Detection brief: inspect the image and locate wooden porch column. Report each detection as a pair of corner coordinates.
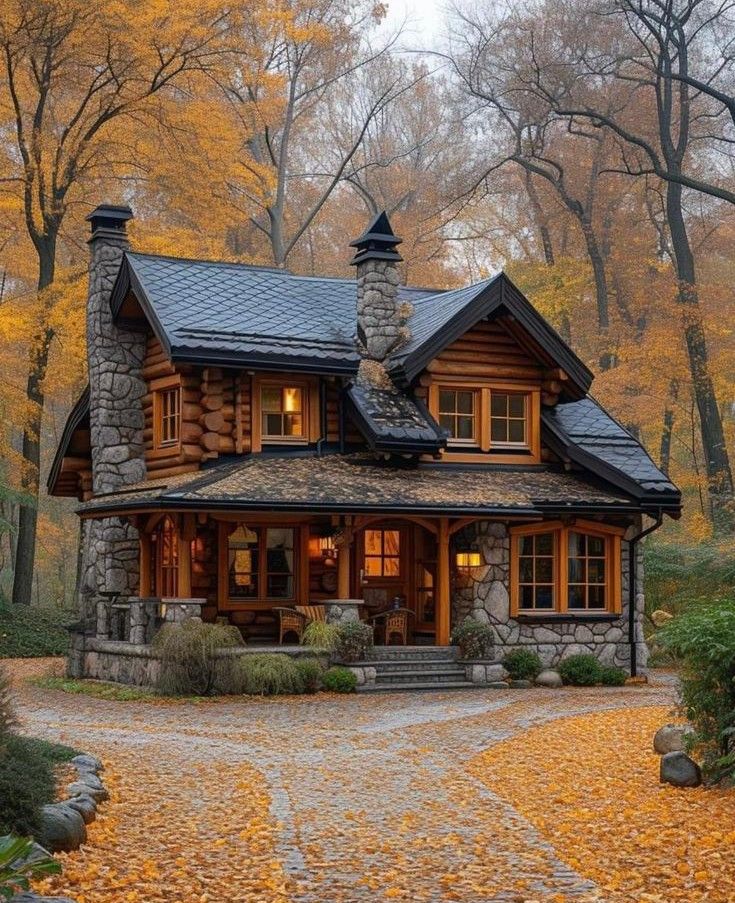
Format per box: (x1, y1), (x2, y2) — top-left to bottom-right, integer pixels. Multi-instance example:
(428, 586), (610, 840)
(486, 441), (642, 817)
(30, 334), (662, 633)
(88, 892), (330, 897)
(139, 532), (152, 597)
(177, 514), (195, 597)
(336, 523), (354, 599)
(437, 516), (450, 645)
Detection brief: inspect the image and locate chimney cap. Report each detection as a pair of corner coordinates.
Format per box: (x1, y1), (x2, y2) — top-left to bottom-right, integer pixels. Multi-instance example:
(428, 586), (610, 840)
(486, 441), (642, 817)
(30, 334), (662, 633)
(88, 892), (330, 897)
(86, 203), (133, 238)
(350, 210), (403, 265)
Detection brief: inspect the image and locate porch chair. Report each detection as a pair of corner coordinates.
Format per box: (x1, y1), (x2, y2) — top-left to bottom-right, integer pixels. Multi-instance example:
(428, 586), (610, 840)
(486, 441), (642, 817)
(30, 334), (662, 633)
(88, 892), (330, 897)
(274, 604), (326, 644)
(375, 607), (414, 646)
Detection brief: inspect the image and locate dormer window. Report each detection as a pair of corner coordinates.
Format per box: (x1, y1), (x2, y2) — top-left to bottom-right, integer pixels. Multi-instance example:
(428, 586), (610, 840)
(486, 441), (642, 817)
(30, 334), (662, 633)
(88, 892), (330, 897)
(153, 377), (181, 450)
(260, 383), (307, 442)
(429, 381), (540, 462)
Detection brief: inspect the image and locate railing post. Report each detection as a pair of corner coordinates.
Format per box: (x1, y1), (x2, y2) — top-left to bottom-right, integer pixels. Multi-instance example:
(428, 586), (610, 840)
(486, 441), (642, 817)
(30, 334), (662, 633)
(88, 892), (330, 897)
(437, 517), (450, 645)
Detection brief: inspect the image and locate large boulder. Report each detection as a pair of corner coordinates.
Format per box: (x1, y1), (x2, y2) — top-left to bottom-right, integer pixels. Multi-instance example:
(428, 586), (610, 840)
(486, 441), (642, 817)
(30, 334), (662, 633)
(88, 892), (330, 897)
(654, 723), (695, 755)
(38, 803), (87, 853)
(67, 781), (108, 803)
(71, 753), (103, 773)
(660, 751), (702, 788)
(64, 795), (97, 825)
(535, 669), (563, 689)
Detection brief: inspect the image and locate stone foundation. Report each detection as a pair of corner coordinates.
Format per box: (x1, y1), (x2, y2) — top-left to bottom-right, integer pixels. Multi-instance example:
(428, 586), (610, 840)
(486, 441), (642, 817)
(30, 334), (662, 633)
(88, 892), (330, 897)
(451, 520), (647, 672)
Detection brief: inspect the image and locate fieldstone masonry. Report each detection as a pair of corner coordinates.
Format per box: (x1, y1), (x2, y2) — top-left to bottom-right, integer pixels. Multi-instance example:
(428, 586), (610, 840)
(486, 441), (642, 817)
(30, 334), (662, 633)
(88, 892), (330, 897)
(356, 258), (412, 360)
(77, 207), (147, 642)
(451, 520), (647, 671)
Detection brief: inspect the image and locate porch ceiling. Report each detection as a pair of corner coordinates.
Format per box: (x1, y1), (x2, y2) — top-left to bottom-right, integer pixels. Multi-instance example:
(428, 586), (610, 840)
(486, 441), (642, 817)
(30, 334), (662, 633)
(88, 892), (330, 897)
(78, 452), (638, 518)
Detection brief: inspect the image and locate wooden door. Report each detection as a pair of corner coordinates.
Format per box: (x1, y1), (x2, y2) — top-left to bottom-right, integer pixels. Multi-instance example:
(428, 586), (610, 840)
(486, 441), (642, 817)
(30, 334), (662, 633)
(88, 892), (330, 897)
(356, 525), (410, 618)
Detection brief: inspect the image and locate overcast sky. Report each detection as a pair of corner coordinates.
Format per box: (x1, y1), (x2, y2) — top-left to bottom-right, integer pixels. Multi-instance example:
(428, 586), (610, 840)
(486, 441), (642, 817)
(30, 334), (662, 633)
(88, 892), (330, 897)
(383, 0), (449, 48)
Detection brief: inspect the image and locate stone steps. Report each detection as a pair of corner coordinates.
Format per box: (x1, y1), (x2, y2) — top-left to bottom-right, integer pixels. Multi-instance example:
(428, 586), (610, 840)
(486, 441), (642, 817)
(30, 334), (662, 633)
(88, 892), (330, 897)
(354, 645), (477, 692)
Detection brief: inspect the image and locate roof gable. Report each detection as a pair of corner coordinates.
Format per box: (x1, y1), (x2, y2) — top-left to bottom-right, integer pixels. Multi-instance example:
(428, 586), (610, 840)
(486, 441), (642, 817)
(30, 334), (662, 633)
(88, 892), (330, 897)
(387, 273), (593, 396)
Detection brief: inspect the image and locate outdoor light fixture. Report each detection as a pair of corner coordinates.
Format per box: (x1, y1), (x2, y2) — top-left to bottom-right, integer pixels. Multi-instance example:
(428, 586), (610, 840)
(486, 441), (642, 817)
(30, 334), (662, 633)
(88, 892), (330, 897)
(455, 551), (482, 569)
(317, 534), (337, 560)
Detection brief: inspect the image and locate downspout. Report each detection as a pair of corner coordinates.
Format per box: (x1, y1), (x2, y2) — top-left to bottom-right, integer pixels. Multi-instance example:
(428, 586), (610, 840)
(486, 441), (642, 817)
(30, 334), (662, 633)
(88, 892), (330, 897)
(316, 378), (328, 458)
(628, 509), (664, 677)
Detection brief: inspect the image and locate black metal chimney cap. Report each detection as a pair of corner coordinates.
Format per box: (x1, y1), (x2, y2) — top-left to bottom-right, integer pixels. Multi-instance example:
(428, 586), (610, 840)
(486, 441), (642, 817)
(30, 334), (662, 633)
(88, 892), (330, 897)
(86, 203), (133, 234)
(350, 210), (403, 265)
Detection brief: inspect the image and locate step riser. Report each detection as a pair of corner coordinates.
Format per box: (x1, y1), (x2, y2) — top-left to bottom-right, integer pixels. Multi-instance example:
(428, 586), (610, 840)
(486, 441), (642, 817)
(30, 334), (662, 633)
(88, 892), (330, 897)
(364, 648), (458, 663)
(375, 676), (467, 685)
(358, 681), (475, 693)
(363, 661), (461, 673)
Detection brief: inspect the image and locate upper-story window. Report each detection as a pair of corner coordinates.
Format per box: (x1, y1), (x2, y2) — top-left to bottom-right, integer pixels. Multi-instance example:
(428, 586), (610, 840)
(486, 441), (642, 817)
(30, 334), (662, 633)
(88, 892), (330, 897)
(430, 382), (540, 460)
(261, 384), (306, 442)
(153, 377), (181, 450)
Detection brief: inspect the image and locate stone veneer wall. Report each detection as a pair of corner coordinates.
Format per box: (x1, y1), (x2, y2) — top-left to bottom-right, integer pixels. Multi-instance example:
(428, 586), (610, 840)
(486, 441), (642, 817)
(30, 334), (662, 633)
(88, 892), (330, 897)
(451, 520), (647, 671)
(77, 217), (147, 638)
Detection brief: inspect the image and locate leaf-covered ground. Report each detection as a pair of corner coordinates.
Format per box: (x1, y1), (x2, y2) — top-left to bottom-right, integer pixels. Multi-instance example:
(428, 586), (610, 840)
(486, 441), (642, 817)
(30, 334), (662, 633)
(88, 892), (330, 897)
(6, 659), (734, 902)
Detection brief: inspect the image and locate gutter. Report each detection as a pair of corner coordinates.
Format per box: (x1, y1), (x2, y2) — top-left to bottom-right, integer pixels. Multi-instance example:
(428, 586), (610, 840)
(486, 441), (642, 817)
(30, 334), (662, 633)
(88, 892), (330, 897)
(627, 509), (664, 677)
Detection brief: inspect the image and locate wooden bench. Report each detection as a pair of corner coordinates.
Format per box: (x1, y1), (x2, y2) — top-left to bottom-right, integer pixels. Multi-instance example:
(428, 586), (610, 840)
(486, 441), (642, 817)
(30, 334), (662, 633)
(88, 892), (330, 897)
(274, 605), (326, 644)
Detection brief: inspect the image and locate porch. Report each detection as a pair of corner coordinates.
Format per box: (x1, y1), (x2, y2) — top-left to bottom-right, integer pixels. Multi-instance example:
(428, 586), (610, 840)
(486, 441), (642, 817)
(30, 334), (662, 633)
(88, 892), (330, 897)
(127, 510), (487, 647)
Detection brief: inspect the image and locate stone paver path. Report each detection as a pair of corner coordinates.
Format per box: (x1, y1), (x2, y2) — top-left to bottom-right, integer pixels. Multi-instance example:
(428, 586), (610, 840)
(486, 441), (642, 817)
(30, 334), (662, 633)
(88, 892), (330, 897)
(9, 660), (676, 903)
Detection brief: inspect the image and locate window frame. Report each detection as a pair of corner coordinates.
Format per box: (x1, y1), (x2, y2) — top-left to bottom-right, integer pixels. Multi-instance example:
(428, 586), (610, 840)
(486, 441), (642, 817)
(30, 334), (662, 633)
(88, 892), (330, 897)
(151, 375), (182, 455)
(218, 521), (307, 610)
(251, 376), (320, 451)
(428, 380), (541, 462)
(509, 520), (623, 617)
(362, 528), (403, 580)
(437, 387), (479, 447)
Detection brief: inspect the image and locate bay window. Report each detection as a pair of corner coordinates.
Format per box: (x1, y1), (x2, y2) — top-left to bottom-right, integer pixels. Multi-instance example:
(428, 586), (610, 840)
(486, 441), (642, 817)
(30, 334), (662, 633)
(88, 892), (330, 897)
(510, 521), (623, 616)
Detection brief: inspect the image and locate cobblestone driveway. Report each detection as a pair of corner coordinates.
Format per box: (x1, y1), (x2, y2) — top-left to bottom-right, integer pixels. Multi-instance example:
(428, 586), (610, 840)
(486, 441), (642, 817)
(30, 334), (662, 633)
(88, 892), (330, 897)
(10, 661), (675, 902)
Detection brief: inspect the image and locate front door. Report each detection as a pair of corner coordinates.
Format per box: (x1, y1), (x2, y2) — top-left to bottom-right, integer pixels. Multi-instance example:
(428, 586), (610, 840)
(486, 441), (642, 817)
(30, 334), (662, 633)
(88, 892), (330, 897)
(357, 525), (410, 618)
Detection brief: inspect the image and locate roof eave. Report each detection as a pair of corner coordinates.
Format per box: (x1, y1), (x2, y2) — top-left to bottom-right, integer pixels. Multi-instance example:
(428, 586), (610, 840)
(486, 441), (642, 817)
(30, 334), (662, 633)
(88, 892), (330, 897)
(47, 386), (91, 495)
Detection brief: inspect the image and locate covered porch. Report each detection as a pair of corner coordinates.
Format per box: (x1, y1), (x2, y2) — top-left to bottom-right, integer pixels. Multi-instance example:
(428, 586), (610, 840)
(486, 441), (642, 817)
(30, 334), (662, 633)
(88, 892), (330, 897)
(128, 510), (482, 647)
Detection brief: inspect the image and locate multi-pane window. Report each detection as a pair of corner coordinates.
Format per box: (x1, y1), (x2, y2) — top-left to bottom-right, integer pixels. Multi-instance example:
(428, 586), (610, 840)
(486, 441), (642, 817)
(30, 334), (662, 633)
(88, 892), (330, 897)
(517, 531), (556, 611)
(157, 387), (180, 447)
(490, 392), (527, 446)
(364, 529), (401, 578)
(261, 386), (305, 440)
(227, 525), (295, 601)
(438, 389), (477, 443)
(567, 531), (607, 610)
(511, 522), (622, 616)
(155, 516), (178, 597)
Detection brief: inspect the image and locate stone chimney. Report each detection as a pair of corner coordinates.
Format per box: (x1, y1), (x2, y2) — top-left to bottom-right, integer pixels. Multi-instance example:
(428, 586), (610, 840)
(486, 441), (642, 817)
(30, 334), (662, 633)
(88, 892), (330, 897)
(350, 211), (412, 361)
(79, 204), (147, 641)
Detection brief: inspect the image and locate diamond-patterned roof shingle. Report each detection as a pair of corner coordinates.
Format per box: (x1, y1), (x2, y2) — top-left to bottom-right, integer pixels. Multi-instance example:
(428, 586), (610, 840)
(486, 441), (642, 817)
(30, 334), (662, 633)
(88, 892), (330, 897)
(543, 398), (679, 503)
(346, 382), (445, 453)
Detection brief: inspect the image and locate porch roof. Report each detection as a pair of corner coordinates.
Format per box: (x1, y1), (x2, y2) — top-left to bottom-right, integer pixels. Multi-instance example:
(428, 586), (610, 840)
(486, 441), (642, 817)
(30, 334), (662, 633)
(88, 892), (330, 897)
(78, 452), (639, 518)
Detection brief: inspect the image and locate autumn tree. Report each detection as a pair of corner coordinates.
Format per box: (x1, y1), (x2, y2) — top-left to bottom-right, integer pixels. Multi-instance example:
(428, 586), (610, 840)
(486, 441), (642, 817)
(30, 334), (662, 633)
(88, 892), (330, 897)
(0, 0), (240, 604)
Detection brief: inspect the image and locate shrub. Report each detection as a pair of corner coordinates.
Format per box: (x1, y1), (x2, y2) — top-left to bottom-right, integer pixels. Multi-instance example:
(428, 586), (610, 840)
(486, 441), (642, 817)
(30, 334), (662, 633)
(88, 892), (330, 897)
(322, 666), (357, 693)
(451, 617), (494, 659)
(502, 648), (543, 681)
(153, 620), (243, 696)
(0, 668), (15, 737)
(599, 666), (628, 687)
(0, 603), (71, 658)
(293, 657), (325, 693)
(231, 654), (305, 696)
(302, 621), (340, 651)
(0, 735), (55, 837)
(334, 621), (373, 663)
(559, 654), (603, 686)
(657, 599), (735, 783)
(0, 834), (61, 900)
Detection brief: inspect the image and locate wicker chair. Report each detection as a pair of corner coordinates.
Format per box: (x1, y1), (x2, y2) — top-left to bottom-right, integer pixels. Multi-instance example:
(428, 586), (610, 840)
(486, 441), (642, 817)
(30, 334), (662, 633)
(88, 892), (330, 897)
(274, 604), (326, 644)
(370, 607), (413, 645)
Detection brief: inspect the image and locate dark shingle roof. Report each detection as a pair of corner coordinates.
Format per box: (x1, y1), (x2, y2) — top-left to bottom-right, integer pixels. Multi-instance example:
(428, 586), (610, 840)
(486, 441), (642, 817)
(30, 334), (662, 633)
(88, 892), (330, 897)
(113, 252), (439, 373)
(346, 381), (445, 454)
(543, 398), (680, 508)
(79, 453), (634, 517)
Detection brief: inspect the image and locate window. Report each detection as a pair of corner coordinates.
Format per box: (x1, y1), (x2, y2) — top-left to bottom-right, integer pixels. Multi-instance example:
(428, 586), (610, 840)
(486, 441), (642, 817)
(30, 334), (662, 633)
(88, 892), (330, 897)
(490, 392), (527, 446)
(225, 524), (295, 603)
(430, 382), (540, 459)
(510, 521), (623, 616)
(363, 529), (401, 578)
(153, 382), (181, 449)
(261, 385), (305, 441)
(438, 389), (477, 443)
(153, 516), (178, 597)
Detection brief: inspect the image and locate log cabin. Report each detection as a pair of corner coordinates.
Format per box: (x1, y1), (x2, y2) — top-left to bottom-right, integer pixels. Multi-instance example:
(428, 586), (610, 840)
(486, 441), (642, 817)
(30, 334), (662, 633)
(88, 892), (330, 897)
(48, 205), (681, 688)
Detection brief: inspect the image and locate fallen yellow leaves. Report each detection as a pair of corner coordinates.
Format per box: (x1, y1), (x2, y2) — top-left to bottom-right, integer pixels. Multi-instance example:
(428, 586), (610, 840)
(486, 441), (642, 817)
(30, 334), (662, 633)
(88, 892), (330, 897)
(470, 705), (735, 903)
(35, 751), (290, 903)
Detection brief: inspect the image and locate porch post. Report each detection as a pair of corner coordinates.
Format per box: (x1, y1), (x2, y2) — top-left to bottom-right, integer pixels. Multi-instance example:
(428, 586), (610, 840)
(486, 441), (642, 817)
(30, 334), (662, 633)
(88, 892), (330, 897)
(437, 516), (450, 645)
(337, 524), (353, 599)
(177, 514), (195, 598)
(139, 532), (152, 597)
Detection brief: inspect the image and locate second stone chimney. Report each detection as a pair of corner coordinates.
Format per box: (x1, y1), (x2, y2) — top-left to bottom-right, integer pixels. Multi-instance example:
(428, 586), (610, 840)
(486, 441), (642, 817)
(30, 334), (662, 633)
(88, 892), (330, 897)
(350, 211), (412, 361)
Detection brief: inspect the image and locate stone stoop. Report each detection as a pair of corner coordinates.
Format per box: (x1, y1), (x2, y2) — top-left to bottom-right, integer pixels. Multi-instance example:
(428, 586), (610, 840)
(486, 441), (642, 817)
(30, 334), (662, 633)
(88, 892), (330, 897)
(352, 645), (475, 692)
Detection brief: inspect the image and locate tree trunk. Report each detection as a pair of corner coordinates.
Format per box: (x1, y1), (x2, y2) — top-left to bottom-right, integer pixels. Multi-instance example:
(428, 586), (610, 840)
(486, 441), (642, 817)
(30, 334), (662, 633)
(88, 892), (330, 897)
(524, 171), (555, 265)
(12, 236), (56, 605)
(666, 179), (733, 530)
